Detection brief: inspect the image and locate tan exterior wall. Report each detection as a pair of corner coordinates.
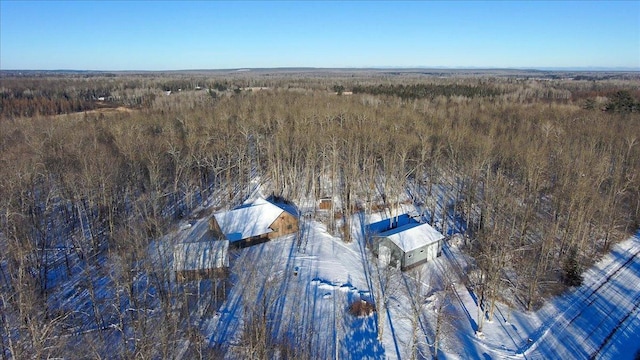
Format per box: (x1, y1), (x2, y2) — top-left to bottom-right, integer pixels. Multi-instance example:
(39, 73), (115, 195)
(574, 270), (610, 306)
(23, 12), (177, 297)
(267, 212), (299, 239)
(319, 199), (332, 210)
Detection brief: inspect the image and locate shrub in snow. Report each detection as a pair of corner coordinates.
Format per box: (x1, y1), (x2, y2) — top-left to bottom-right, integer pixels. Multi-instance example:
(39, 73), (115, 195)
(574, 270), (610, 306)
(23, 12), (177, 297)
(348, 299), (376, 317)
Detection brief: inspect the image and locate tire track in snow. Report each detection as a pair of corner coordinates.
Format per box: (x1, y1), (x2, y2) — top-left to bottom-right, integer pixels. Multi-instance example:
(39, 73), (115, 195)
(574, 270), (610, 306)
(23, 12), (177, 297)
(589, 291), (640, 359)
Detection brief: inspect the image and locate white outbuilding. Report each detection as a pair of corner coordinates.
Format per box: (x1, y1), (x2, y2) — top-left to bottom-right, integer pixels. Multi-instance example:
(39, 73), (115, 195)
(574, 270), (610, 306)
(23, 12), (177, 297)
(173, 240), (229, 282)
(368, 214), (444, 271)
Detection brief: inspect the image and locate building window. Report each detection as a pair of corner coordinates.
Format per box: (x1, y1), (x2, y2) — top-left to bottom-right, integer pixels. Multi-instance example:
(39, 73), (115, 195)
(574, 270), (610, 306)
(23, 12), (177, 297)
(287, 224), (293, 230)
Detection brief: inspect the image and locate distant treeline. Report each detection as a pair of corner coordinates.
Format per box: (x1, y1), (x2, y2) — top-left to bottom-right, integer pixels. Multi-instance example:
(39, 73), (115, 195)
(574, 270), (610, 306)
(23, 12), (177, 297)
(0, 77), (236, 117)
(4, 73), (639, 118)
(351, 83), (503, 99)
(0, 89), (101, 117)
(1, 78), (128, 117)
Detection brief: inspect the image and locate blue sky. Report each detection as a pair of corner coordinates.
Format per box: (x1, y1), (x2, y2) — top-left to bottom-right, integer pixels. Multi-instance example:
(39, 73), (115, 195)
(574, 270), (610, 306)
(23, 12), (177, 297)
(1, 1), (638, 70)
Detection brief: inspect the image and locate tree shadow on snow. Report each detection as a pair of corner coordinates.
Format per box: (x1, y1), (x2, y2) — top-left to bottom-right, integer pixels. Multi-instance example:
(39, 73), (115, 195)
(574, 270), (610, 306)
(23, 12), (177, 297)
(341, 311), (385, 359)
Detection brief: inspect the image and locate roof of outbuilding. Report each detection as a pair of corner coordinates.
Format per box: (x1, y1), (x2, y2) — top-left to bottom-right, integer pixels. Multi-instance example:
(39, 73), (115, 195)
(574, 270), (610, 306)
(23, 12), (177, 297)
(376, 221), (444, 252)
(173, 240), (229, 271)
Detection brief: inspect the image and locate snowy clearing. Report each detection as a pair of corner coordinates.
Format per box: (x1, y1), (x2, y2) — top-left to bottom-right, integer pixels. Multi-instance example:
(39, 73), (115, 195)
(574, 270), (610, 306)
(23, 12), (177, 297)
(174, 192), (640, 359)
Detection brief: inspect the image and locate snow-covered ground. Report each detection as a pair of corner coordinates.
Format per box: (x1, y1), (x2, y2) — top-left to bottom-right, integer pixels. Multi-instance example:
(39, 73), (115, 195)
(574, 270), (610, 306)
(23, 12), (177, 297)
(200, 218), (383, 358)
(184, 200), (639, 359)
(434, 232), (640, 360)
(521, 233), (640, 359)
(43, 176), (636, 359)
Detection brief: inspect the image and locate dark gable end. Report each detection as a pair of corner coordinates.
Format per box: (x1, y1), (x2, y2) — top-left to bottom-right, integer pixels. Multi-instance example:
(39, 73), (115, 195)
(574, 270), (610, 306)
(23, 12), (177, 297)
(208, 217), (225, 239)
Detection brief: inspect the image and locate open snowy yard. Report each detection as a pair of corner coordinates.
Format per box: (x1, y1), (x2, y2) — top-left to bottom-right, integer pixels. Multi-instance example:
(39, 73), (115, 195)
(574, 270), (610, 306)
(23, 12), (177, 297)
(188, 210), (639, 359)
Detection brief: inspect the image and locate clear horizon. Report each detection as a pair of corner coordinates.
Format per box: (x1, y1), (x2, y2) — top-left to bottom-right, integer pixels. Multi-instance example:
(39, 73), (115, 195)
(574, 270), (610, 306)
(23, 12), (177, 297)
(1, 1), (639, 71)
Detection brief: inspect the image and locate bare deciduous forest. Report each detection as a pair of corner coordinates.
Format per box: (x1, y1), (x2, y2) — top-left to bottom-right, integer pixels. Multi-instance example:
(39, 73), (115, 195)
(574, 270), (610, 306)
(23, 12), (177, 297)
(1, 70), (639, 358)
